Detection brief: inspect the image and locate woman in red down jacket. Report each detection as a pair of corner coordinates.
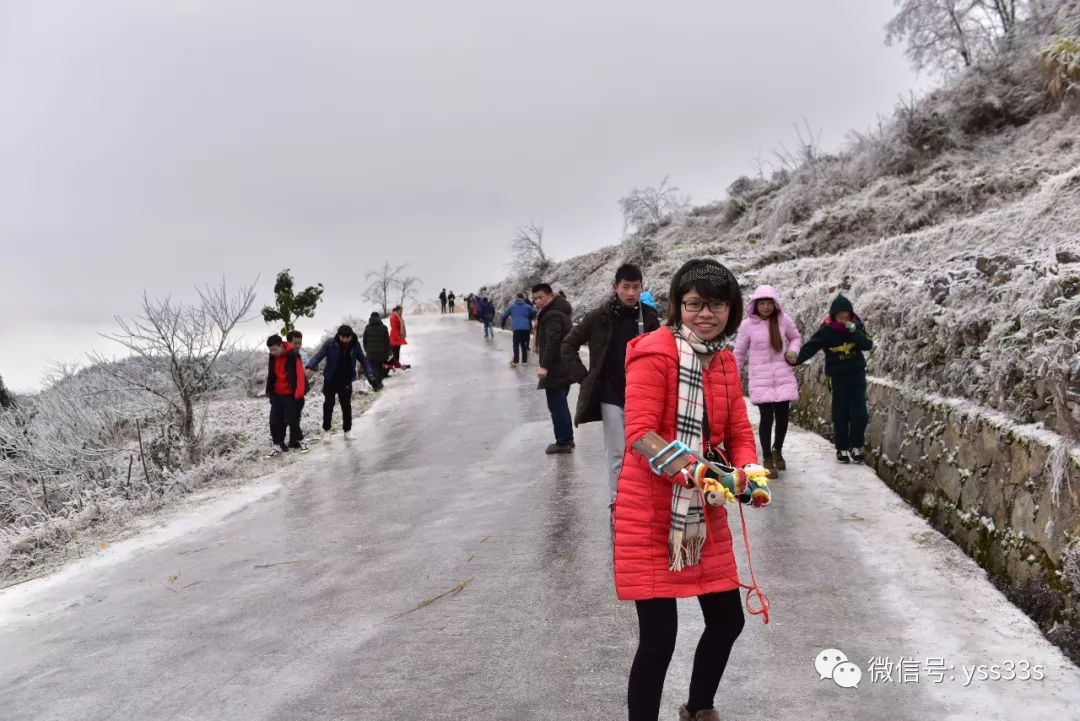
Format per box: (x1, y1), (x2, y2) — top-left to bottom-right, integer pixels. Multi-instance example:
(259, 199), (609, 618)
(614, 258), (758, 721)
(388, 305), (410, 370)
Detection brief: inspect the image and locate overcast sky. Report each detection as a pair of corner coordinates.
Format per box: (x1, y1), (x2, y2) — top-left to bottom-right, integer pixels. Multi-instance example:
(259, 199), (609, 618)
(1, 0), (926, 391)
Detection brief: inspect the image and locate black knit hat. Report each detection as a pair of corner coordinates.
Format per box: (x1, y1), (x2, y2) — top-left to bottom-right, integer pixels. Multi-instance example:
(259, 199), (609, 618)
(829, 294), (855, 318)
(369, 312), (381, 322)
(337, 324), (354, 337)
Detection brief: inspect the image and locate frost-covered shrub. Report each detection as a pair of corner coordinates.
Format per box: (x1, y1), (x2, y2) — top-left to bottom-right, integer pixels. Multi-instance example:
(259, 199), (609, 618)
(1041, 36), (1080, 105)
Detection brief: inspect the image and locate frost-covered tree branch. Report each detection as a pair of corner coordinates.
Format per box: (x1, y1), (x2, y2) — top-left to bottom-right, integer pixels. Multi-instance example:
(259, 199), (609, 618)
(95, 279), (256, 464)
(363, 262), (409, 316)
(618, 176), (690, 233)
(509, 221), (550, 279)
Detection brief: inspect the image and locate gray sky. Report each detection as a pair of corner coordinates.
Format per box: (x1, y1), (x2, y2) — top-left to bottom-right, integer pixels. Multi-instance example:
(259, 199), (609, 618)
(1, 0), (924, 391)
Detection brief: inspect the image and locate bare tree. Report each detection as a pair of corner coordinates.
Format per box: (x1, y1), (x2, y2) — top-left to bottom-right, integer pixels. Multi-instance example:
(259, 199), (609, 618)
(618, 176), (690, 233)
(395, 275), (422, 310)
(363, 262), (408, 316)
(509, 221), (550, 279)
(885, 0), (1033, 74)
(91, 279), (256, 464)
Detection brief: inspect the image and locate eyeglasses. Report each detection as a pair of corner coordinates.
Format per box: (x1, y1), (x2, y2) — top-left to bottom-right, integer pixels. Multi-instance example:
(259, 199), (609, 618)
(681, 300), (730, 313)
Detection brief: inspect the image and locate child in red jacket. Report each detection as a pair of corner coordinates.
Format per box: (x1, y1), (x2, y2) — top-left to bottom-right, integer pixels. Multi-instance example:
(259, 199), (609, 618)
(614, 259), (760, 721)
(265, 334), (306, 457)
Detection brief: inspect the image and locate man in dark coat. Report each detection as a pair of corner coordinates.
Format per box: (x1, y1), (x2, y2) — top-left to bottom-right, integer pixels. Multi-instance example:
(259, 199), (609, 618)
(562, 263), (660, 503)
(363, 312), (391, 379)
(306, 324), (381, 440)
(533, 283), (575, 454)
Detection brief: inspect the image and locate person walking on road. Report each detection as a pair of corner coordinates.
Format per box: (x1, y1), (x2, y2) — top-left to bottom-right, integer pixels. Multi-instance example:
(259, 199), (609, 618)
(533, 283), (575, 454)
(389, 305), (411, 370)
(439, 289), (448, 314)
(363, 312), (391, 379)
(614, 258), (760, 721)
(306, 324), (381, 440)
(265, 334), (307, 457)
(447, 291), (456, 313)
(562, 263), (660, 507)
(500, 293), (538, 367)
(733, 285), (803, 478)
(285, 330), (312, 450)
(479, 296), (496, 339)
(792, 293), (873, 464)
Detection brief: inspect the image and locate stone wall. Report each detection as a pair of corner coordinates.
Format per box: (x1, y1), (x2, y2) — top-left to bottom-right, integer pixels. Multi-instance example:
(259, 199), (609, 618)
(791, 367), (1080, 663)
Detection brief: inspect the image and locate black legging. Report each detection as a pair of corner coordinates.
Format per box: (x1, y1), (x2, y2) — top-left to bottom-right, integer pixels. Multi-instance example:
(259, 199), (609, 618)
(628, 590), (744, 721)
(757, 401), (790, 453)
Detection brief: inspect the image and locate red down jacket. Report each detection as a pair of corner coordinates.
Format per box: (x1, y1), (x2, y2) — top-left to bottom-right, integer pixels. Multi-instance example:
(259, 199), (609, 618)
(613, 328), (758, 601)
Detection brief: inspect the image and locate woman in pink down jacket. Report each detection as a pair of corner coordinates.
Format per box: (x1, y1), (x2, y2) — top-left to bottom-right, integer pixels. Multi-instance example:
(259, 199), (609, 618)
(733, 284), (802, 478)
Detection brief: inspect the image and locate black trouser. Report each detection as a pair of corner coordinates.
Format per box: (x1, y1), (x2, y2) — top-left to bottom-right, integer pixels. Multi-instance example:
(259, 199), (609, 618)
(323, 383), (353, 432)
(831, 374), (869, 450)
(269, 394), (300, 446)
(757, 401), (790, 453)
(629, 591), (744, 721)
(390, 345), (403, 366)
(512, 330), (530, 363)
(288, 397), (305, 447)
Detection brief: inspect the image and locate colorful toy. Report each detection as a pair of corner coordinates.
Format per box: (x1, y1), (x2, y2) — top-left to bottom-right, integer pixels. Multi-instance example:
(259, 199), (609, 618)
(633, 431), (772, 508)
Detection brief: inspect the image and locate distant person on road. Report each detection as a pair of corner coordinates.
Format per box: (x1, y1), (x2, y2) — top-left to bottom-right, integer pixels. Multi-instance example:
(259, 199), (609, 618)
(439, 288), (447, 314)
(562, 263), (660, 508)
(733, 285), (803, 479)
(614, 258), (758, 721)
(389, 306), (411, 370)
(479, 296), (496, 338)
(500, 293), (538, 367)
(791, 293), (873, 465)
(265, 334), (307, 457)
(363, 312), (391, 379)
(306, 324), (381, 441)
(447, 291), (456, 313)
(285, 330), (312, 450)
(533, 283), (575, 454)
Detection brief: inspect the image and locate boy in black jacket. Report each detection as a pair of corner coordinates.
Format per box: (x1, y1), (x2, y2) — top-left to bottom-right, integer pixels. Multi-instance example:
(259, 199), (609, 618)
(792, 293), (874, 464)
(266, 334), (307, 457)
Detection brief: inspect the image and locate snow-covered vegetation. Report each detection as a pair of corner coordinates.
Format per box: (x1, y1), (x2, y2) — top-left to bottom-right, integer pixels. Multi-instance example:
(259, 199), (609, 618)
(485, 0), (1080, 442)
(0, 336), (378, 585)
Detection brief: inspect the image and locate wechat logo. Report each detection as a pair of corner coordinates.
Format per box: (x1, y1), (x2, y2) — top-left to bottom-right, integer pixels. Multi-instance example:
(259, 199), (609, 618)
(816, 648), (862, 689)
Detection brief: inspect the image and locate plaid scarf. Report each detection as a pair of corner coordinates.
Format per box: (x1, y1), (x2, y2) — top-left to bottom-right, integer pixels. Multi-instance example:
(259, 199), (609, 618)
(668, 325), (725, 571)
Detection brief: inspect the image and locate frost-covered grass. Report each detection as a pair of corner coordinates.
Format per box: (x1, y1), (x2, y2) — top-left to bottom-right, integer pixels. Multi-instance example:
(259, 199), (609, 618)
(482, 4), (1080, 443)
(0, 342), (382, 585)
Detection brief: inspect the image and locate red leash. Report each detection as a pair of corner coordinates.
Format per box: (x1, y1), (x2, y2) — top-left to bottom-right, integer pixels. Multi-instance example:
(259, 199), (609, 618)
(703, 493), (770, 624)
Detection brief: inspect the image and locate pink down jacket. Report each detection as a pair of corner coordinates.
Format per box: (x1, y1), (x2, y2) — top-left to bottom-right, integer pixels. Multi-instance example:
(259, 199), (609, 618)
(733, 285), (802, 405)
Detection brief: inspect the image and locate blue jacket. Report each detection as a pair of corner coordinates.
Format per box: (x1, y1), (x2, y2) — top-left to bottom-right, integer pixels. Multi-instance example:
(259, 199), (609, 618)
(500, 298), (537, 331)
(479, 300), (496, 322)
(307, 336), (379, 389)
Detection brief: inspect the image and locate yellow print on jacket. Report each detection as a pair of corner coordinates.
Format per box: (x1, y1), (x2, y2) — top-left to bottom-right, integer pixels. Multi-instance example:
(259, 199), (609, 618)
(829, 341), (858, 361)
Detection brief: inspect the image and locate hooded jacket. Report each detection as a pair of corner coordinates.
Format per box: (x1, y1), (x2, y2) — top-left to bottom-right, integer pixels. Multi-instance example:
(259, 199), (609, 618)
(500, 298), (538, 332)
(733, 285), (803, 404)
(613, 328), (757, 600)
(307, 335), (379, 389)
(363, 316), (391, 365)
(795, 294), (873, 376)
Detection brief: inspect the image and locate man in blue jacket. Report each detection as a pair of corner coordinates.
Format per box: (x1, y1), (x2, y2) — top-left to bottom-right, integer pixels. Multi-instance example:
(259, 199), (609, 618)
(500, 294), (538, 367)
(305, 324), (381, 440)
